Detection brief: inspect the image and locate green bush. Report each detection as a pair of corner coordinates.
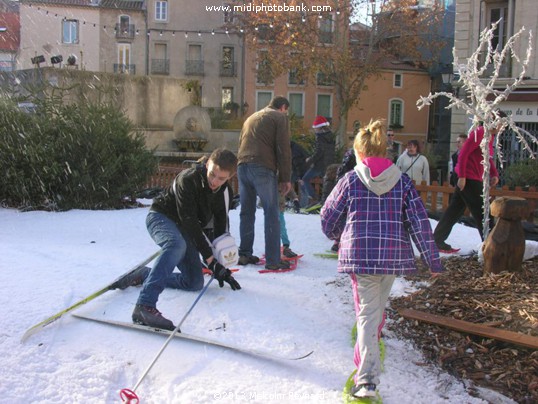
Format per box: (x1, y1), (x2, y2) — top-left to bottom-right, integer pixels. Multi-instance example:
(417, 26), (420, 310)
(0, 98), (157, 210)
(503, 159), (538, 187)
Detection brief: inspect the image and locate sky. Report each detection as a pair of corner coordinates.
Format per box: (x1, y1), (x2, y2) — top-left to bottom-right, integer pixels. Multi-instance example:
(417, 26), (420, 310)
(1, 203), (534, 404)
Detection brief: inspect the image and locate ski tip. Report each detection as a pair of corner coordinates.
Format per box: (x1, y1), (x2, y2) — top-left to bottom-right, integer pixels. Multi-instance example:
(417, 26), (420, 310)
(20, 330), (33, 343)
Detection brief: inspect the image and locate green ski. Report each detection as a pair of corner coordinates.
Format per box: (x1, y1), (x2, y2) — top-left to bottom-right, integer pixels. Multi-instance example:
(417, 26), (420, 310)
(21, 251), (160, 342)
(314, 252), (338, 259)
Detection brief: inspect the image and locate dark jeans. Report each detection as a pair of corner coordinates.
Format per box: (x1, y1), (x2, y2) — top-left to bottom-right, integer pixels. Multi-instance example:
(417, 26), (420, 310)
(237, 163), (281, 266)
(301, 167), (323, 206)
(137, 212), (204, 307)
(434, 179), (492, 243)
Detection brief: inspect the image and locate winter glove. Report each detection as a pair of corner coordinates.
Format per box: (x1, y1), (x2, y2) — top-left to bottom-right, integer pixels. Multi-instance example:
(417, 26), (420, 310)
(207, 260), (242, 291)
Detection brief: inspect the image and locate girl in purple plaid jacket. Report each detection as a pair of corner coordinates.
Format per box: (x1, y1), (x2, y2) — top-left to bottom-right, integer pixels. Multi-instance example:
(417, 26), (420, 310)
(320, 120), (443, 401)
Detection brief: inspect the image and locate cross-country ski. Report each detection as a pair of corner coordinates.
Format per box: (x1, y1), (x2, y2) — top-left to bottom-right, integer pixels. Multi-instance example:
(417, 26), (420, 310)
(73, 313), (313, 361)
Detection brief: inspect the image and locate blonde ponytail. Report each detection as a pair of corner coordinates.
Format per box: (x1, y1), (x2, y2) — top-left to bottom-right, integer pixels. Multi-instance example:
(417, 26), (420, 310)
(354, 119), (387, 159)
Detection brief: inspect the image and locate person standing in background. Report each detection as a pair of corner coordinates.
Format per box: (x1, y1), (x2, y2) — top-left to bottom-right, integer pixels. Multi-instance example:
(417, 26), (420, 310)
(449, 134), (468, 186)
(386, 128), (399, 163)
(434, 118), (503, 252)
(237, 96), (292, 271)
(300, 116), (335, 207)
(396, 140), (430, 185)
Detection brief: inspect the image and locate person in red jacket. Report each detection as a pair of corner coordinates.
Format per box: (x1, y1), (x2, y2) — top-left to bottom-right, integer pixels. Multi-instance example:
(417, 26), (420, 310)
(434, 122), (501, 252)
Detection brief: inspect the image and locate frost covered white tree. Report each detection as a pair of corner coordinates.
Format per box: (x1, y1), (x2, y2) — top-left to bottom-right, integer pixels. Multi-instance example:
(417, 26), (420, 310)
(417, 21), (536, 239)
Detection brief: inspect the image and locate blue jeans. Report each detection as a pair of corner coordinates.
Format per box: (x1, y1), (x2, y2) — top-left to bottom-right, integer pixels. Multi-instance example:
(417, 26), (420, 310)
(301, 167), (323, 205)
(238, 163), (281, 266)
(138, 211), (204, 307)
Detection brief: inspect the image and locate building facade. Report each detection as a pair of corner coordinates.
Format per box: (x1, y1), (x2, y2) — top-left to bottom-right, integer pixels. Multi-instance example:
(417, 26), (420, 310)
(17, 0), (244, 111)
(19, 0), (103, 71)
(0, 0), (19, 72)
(241, 4), (341, 132)
(145, 0), (243, 109)
(346, 63), (432, 152)
(453, 0), (538, 166)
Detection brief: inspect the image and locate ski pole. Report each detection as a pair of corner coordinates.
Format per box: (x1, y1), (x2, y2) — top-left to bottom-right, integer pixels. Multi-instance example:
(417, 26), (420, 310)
(120, 275), (215, 403)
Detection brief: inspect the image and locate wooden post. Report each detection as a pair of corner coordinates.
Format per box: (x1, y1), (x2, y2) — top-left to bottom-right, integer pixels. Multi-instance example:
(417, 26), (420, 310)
(482, 196), (529, 274)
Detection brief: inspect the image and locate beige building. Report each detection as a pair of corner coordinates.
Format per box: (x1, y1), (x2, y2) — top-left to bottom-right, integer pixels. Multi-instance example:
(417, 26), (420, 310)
(18, 0), (244, 111)
(145, 0), (243, 109)
(18, 0), (146, 74)
(243, 48), (337, 133)
(242, 7), (341, 133)
(453, 0), (538, 162)
(346, 62), (431, 151)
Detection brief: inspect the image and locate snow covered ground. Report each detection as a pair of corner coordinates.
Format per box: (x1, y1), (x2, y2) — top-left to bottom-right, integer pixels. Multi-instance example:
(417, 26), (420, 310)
(2, 204), (534, 404)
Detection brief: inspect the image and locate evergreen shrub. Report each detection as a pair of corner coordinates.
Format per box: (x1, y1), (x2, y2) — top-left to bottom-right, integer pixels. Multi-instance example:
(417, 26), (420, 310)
(503, 158), (538, 187)
(0, 98), (157, 210)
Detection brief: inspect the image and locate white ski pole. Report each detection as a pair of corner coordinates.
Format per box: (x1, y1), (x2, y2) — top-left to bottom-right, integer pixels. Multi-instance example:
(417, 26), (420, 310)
(120, 275), (215, 403)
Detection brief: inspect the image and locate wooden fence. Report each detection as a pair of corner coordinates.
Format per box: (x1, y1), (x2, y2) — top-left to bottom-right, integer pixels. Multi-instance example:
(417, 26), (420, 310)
(146, 168), (537, 223)
(414, 181), (538, 223)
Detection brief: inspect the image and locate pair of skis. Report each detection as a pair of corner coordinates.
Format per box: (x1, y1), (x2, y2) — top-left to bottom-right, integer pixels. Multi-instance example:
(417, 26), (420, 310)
(21, 252), (313, 361)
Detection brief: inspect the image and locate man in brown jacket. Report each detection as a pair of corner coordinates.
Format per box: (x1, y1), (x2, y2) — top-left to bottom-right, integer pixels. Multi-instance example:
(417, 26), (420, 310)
(237, 96), (292, 270)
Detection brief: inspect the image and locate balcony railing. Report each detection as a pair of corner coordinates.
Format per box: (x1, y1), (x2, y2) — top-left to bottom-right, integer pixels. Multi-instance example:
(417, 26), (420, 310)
(114, 63), (136, 74)
(185, 60), (204, 76)
(151, 59), (170, 75)
(115, 23), (135, 39)
(220, 61), (237, 77)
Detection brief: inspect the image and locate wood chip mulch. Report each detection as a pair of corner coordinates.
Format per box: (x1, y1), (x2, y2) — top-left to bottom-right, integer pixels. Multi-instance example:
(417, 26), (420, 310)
(386, 256), (538, 404)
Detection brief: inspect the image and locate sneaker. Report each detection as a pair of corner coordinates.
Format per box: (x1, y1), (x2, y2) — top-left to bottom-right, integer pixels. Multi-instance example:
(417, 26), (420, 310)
(351, 383), (377, 399)
(132, 304), (175, 331)
(293, 199), (301, 213)
(238, 255), (260, 265)
(110, 266), (150, 290)
(265, 260), (291, 270)
(282, 246), (298, 258)
(330, 241), (339, 252)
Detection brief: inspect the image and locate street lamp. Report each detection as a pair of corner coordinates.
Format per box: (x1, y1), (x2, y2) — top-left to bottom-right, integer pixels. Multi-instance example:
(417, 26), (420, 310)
(441, 71), (460, 97)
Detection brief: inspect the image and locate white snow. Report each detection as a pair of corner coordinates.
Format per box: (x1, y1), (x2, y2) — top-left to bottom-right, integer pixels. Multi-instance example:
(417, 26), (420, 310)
(2, 204), (534, 404)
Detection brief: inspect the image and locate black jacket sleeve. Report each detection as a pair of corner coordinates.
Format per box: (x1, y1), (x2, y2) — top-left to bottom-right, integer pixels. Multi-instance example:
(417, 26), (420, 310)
(173, 171), (214, 260)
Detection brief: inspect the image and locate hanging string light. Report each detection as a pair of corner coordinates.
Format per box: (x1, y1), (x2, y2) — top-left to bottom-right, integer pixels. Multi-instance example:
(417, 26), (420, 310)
(25, 3), (245, 38)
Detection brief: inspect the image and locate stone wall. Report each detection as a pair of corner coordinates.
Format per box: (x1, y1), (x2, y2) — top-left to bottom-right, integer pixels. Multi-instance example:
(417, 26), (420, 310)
(0, 68), (242, 153)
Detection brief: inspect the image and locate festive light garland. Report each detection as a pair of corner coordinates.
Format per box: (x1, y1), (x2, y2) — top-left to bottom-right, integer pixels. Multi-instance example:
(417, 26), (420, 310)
(24, 2), (338, 38)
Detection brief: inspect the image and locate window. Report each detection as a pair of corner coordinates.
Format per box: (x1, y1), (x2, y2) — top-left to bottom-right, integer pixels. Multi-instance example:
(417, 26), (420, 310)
(390, 99), (403, 127)
(119, 15), (130, 32)
(152, 43), (169, 75)
(188, 44), (202, 60)
(484, 1), (510, 76)
(318, 15), (333, 44)
(288, 93), (304, 118)
(394, 73), (402, 88)
(220, 46), (236, 76)
(62, 19), (79, 44)
(488, 3), (508, 51)
(288, 67), (305, 85)
(186, 44), (204, 75)
(222, 87), (233, 107)
(256, 91), (273, 111)
(117, 43), (131, 74)
(155, 1), (168, 21)
(256, 50), (274, 85)
(317, 94), (332, 118)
